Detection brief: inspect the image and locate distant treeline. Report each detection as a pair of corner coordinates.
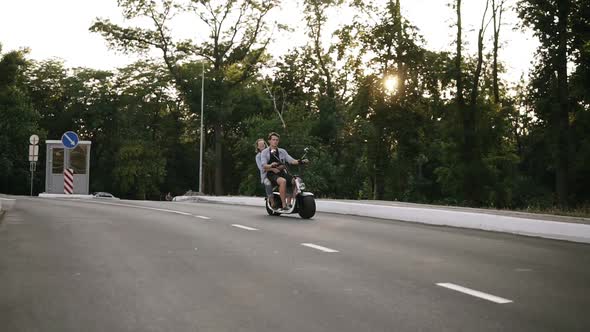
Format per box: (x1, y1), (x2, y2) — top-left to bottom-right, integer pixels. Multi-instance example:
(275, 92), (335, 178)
(1, 0), (589, 211)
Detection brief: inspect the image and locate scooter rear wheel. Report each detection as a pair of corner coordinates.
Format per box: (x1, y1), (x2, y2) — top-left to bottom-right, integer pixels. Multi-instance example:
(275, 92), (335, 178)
(266, 197), (281, 216)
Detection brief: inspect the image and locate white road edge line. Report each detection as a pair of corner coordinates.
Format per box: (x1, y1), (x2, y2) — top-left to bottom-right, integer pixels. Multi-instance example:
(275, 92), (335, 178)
(82, 201), (192, 216)
(301, 243), (339, 253)
(195, 215), (211, 220)
(436, 283), (513, 304)
(231, 224), (258, 231)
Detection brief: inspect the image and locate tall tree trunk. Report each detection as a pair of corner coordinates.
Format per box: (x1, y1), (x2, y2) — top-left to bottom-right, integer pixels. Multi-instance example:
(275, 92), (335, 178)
(308, 1), (338, 143)
(467, 0), (490, 204)
(455, 0), (465, 107)
(556, 0), (570, 207)
(492, 0), (504, 104)
(470, 0), (489, 107)
(456, 0), (475, 203)
(310, 2), (334, 99)
(214, 123), (224, 195)
(373, 127), (386, 200)
(461, 0), (489, 205)
(389, 0), (406, 95)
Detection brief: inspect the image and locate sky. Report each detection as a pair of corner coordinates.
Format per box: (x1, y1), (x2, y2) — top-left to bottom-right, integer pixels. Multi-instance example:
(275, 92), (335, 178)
(0, 0), (539, 85)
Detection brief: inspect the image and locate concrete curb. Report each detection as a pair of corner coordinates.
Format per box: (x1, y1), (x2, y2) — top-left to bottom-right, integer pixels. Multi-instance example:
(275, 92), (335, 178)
(174, 195), (590, 244)
(39, 193), (93, 199)
(0, 197), (16, 224)
(0, 198), (16, 212)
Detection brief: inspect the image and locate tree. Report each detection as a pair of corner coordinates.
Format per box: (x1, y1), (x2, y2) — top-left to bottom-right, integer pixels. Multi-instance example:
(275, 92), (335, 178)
(113, 140), (167, 199)
(91, 0), (280, 194)
(338, 0), (444, 200)
(518, 0), (574, 207)
(455, 0), (465, 107)
(491, 0), (506, 104)
(302, 0), (346, 143)
(25, 60), (72, 139)
(0, 46), (40, 194)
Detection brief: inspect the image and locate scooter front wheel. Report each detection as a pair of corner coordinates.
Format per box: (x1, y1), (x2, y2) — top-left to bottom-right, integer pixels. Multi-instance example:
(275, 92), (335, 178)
(298, 195), (316, 219)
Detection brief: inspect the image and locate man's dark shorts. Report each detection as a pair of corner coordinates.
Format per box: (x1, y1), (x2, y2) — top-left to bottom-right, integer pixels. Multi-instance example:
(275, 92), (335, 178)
(267, 171), (293, 187)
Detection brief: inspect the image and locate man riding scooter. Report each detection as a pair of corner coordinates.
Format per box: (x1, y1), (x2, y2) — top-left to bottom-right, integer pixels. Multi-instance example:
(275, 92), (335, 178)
(260, 132), (307, 212)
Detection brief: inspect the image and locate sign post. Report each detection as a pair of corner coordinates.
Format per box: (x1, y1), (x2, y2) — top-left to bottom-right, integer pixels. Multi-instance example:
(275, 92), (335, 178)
(61, 131), (79, 195)
(64, 168), (74, 194)
(29, 134), (39, 196)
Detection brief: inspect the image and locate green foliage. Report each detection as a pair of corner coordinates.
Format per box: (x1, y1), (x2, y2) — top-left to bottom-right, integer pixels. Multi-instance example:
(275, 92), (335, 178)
(0, 48), (41, 194)
(113, 141), (167, 199)
(0, 0), (588, 212)
(517, 0), (590, 207)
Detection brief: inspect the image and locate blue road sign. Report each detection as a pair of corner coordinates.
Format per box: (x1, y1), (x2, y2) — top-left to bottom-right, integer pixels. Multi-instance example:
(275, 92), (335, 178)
(61, 131), (79, 149)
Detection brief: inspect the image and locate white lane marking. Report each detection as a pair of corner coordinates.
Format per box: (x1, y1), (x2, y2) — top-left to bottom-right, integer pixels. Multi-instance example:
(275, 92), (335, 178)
(195, 215), (211, 220)
(232, 224), (258, 231)
(301, 243), (339, 253)
(83, 201), (192, 216)
(436, 283), (513, 304)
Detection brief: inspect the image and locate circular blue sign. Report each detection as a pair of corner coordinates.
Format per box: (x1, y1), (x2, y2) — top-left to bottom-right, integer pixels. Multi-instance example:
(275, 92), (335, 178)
(61, 131), (79, 149)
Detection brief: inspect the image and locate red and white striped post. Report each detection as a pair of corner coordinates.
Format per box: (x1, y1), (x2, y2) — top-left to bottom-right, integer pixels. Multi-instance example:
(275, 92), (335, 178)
(64, 168), (74, 194)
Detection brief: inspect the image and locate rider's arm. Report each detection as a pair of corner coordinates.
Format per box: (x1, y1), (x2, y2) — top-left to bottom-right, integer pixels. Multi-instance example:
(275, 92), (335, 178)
(283, 150), (298, 165)
(260, 150), (270, 171)
(264, 163), (279, 171)
(255, 154), (263, 171)
(260, 150), (274, 171)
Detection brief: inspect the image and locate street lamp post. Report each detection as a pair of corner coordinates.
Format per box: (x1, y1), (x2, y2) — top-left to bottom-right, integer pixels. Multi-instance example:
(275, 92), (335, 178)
(199, 60), (205, 194)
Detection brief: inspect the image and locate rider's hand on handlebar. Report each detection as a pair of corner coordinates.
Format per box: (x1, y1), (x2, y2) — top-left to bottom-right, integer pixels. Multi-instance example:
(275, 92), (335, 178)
(299, 159), (309, 165)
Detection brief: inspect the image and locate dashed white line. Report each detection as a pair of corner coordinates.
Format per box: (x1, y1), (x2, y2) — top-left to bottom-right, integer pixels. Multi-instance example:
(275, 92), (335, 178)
(231, 224), (259, 231)
(164, 209), (192, 216)
(436, 283), (513, 304)
(301, 243), (339, 253)
(195, 215), (211, 220)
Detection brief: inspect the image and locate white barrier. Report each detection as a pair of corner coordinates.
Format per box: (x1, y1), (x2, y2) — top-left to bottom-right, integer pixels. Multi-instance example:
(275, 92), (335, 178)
(175, 195), (590, 244)
(0, 198), (16, 211)
(39, 193), (93, 199)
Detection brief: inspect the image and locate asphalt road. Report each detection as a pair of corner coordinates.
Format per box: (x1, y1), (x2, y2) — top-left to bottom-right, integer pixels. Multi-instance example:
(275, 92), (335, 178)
(1, 197), (589, 331)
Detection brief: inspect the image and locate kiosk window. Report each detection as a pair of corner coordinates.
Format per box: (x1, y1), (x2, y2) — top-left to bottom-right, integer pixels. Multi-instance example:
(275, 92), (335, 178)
(71, 145), (87, 174)
(52, 148), (64, 174)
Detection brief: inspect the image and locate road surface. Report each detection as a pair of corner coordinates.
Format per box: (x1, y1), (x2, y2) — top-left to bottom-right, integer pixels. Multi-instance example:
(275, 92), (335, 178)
(1, 197), (589, 331)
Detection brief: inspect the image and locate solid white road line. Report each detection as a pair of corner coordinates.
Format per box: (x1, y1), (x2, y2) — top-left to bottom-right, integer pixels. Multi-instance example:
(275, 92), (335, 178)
(301, 243), (339, 253)
(231, 224), (259, 231)
(83, 201), (192, 216)
(436, 283), (513, 304)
